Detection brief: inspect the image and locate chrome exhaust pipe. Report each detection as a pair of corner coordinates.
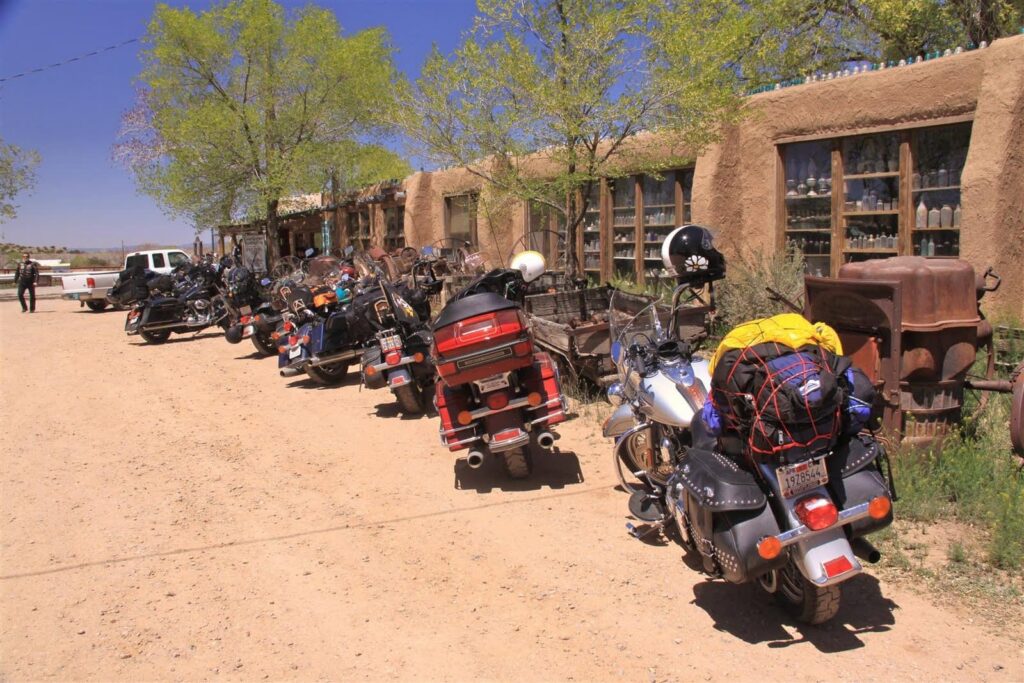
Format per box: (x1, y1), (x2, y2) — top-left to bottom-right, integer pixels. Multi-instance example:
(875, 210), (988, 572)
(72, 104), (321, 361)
(851, 537), (881, 564)
(280, 367), (301, 377)
(466, 451), (485, 469)
(536, 431), (555, 449)
(308, 348), (361, 367)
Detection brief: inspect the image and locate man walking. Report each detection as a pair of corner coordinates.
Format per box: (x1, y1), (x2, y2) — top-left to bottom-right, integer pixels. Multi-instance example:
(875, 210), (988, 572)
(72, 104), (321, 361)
(15, 252), (39, 313)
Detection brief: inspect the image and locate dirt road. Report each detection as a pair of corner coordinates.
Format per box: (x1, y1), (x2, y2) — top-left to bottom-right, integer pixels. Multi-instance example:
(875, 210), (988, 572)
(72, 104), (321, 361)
(1, 300), (1021, 681)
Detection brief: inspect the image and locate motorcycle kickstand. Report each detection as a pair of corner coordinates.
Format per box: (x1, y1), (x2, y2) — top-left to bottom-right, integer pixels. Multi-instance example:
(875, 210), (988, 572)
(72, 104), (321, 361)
(626, 518), (668, 540)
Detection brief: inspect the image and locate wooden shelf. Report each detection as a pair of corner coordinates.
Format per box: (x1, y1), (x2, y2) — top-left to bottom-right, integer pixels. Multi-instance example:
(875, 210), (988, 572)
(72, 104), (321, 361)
(844, 172), (899, 180)
(844, 248), (898, 254)
(843, 210), (899, 216)
(913, 185), (960, 193)
(643, 203), (675, 209)
(912, 227), (960, 232)
(785, 194), (832, 200)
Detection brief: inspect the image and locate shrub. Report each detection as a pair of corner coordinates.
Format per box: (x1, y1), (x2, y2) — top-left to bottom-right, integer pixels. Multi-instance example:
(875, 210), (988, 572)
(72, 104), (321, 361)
(715, 246), (805, 328)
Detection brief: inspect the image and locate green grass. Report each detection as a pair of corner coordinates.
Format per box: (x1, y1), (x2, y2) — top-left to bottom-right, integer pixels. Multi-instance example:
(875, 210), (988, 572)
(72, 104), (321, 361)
(890, 395), (1024, 570)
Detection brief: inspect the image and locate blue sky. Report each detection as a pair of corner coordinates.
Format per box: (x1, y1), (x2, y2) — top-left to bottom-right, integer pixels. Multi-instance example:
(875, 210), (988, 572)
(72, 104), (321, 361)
(0, 0), (477, 248)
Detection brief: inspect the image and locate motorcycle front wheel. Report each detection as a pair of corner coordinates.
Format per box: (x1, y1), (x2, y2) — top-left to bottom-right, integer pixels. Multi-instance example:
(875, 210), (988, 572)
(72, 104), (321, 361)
(759, 555), (841, 625)
(306, 361), (350, 386)
(250, 330), (277, 357)
(140, 329), (171, 345)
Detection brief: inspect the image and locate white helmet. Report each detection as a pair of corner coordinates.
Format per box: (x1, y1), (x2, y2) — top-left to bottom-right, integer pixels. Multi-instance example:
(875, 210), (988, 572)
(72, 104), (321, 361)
(510, 250), (546, 283)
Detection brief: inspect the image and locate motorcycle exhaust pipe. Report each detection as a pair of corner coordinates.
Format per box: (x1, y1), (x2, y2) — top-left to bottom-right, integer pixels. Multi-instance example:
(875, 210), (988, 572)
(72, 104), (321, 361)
(280, 367), (301, 378)
(851, 537), (881, 564)
(536, 431), (555, 449)
(308, 348), (361, 367)
(466, 451), (485, 469)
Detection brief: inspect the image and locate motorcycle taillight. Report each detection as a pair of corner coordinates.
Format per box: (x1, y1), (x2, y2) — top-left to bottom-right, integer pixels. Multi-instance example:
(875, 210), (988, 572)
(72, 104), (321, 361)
(434, 309), (525, 355)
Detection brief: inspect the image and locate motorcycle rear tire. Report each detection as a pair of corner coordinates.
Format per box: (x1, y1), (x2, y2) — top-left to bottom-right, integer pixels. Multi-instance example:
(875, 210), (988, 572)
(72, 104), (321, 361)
(86, 300), (108, 312)
(394, 383), (424, 415)
(502, 447), (532, 479)
(306, 361), (350, 386)
(250, 330), (277, 357)
(140, 329), (171, 345)
(767, 556), (841, 625)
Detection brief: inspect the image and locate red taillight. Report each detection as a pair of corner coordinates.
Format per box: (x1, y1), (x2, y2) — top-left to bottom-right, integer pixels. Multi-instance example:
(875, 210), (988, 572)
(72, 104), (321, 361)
(282, 321), (294, 333)
(794, 495), (838, 531)
(512, 340), (532, 357)
(385, 351), (402, 366)
(87, 277), (95, 288)
(485, 392), (509, 411)
(288, 335), (298, 347)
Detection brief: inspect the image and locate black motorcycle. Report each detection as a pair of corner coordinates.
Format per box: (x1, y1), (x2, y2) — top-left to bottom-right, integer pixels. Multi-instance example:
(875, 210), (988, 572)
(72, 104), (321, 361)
(360, 254), (443, 413)
(221, 266), (283, 356)
(125, 259), (228, 344)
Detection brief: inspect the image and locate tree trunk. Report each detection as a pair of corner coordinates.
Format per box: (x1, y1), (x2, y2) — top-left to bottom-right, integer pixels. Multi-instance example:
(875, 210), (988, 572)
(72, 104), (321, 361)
(331, 170), (342, 251)
(267, 198), (280, 260)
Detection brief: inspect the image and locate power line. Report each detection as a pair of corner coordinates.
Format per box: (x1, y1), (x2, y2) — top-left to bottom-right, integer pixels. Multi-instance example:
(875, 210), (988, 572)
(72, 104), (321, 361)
(0, 38), (140, 84)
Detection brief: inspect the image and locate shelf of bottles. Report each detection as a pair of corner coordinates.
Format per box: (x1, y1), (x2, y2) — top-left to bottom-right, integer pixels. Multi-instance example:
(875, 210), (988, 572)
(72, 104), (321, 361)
(639, 171), (686, 281)
(581, 185), (602, 274)
(841, 133), (901, 266)
(610, 178), (637, 279)
(347, 210), (371, 249)
(911, 123), (969, 258)
(383, 206), (405, 250)
(783, 140), (833, 276)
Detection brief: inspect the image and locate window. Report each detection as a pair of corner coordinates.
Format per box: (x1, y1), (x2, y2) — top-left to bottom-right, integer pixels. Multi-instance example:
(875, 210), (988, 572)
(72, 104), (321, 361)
(778, 122), (972, 275)
(384, 205), (405, 249)
(125, 254), (147, 269)
(581, 183), (602, 275)
(168, 252), (189, 268)
(782, 140), (834, 276)
(526, 200), (565, 266)
(151, 253), (166, 269)
(446, 194), (478, 244)
(610, 177), (637, 280)
(640, 169), (693, 281)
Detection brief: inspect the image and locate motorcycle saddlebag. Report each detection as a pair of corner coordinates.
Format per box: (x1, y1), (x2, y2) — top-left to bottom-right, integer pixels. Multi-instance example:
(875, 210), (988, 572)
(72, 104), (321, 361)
(827, 440), (893, 538)
(361, 346), (387, 390)
(434, 383), (475, 451)
(515, 352), (566, 428)
(674, 449), (785, 583)
(139, 296), (181, 326)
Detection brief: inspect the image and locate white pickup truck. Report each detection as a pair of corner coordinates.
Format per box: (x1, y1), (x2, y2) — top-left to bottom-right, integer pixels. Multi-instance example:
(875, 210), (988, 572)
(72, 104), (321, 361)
(61, 249), (191, 311)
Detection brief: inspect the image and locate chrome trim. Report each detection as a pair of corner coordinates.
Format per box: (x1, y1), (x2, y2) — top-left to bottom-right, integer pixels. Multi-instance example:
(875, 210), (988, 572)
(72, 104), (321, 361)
(774, 501), (874, 549)
(370, 353), (417, 373)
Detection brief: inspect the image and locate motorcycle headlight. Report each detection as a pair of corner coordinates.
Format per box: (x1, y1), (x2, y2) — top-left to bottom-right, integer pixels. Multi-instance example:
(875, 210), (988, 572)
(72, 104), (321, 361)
(607, 382), (625, 407)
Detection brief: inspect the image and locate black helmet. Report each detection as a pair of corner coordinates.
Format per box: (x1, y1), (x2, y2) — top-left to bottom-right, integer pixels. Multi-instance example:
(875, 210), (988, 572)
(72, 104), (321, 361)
(661, 224), (726, 285)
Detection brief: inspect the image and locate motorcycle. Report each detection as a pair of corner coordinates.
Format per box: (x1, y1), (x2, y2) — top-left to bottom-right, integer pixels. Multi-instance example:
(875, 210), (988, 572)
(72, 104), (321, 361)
(603, 283), (894, 624)
(360, 249), (444, 414)
(124, 258), (229, 344)
(431, 258), (567, 479)
(221, 265), (283, 357)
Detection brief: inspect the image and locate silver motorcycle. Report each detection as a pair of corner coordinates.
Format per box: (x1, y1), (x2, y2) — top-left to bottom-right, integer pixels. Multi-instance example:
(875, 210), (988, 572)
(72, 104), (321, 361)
(603, 285), (894, 624)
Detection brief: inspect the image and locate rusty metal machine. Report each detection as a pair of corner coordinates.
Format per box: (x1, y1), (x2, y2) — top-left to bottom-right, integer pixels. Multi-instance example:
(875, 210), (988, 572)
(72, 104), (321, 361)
(804, 256), (1023, 454)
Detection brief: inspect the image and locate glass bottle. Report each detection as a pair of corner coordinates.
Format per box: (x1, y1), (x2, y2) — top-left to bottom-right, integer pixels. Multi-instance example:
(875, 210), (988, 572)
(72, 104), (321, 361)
(928, 206), (941, 228)
(940, 204), (953, 228)
(953, 204), (962, 228)
(916, 198), (928, 228)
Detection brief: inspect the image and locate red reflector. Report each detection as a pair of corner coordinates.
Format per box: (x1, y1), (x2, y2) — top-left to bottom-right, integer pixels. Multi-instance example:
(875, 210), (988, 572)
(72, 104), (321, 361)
(485, 392), (509, 411)
(87, 277), (95, 288)
(386, 351), (401, 366)
(288, 335), (297, 346)
(512, 340), (532, 357)
(823, 555), (854, 578)
(794, 495), (838, 531)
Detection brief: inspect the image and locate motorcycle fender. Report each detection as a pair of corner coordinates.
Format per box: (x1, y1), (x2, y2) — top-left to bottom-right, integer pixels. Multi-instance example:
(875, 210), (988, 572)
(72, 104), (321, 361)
(387, 367), (412, 389)
(483, 409), (529, 453)
(602, 404), (634, 438)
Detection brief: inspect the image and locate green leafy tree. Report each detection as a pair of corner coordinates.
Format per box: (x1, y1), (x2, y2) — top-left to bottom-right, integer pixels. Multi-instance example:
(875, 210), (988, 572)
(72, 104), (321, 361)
(0, 136), (40, 223)
(398, 0), (786, 278)
(117, 0), (406, 242)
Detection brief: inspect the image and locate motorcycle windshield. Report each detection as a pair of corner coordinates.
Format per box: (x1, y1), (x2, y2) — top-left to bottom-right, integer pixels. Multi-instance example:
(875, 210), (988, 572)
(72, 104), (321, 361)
(608, 290), (666, 367)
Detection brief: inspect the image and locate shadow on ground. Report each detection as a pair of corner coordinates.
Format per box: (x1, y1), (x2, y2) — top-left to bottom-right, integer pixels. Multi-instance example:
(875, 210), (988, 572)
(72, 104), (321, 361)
(691, 572), (898, 652)
(453, 446), (585, 493)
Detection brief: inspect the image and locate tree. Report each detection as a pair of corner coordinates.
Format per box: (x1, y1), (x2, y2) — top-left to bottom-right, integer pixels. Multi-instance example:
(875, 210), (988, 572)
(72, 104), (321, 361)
(399, 0), (791, 278)
(117, 0), (407, 241)
(0, 136), (40, 223)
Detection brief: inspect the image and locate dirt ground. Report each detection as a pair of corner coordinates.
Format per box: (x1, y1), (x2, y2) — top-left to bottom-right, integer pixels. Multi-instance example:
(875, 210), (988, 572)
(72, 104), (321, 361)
(2, 299), (1022, 682)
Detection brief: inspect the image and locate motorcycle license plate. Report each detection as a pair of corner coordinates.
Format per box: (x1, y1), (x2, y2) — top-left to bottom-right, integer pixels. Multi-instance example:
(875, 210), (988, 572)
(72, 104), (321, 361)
(380, 334), (402, 352)
(777, 457), (828, 498)
(476, 374), (510, 393)
(289, 345), (302, 359)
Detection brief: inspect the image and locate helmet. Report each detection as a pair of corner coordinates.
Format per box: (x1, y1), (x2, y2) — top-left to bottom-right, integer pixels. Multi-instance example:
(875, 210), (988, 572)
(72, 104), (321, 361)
(661, 224), (726, 285)
(510, 250), (546, 283)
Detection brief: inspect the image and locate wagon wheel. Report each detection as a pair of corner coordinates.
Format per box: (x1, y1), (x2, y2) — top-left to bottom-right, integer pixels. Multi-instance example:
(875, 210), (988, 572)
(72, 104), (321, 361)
(430, 238), (473, 275)
(964, 334), (996, 421)
(271, 256), (303, 281)
(1011, 364), (1024, 460)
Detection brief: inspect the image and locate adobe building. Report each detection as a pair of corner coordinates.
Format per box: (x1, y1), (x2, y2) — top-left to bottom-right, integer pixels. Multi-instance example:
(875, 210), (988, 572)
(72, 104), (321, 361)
(221, 34), (1024, 317)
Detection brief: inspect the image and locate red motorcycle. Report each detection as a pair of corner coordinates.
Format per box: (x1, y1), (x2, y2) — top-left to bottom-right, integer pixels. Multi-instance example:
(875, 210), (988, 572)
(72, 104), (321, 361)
(431, 256), (567, 478)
